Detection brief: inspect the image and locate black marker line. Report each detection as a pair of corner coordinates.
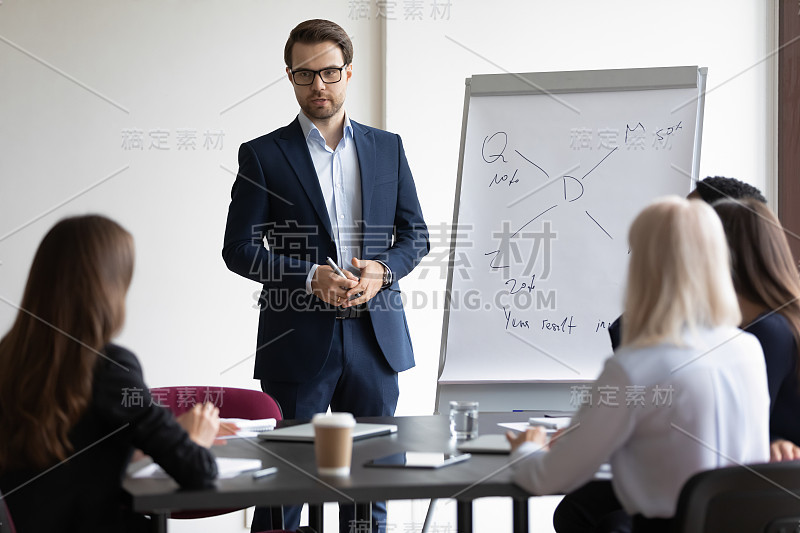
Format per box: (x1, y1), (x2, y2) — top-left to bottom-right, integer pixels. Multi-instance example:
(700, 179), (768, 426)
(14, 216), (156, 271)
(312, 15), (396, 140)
(585, 211), (612, 240)
(485, 204), (559, 269)
(511, 204), (559, 238)
(624, 122), (645, 144)
(514, 150), (550, 178)
(484, 249), (509, 269)
(563, 176), (585, 202)
(483, 133), (508, 163)
(581, 146), (619, 180)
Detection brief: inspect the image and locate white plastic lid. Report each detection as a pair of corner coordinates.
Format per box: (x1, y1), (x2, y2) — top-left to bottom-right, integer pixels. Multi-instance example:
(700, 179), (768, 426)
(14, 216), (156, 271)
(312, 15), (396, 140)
(312, 412), (356, 428)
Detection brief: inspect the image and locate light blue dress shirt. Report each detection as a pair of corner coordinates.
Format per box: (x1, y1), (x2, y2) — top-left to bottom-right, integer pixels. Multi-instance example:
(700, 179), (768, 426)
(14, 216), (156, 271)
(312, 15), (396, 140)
(298, 111), (363, 292)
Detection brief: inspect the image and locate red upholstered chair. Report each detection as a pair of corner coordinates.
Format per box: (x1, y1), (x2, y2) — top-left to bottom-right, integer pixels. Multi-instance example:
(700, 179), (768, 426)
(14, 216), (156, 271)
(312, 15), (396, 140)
(147, 386), (284, 524)
(149, 385), (282, 420)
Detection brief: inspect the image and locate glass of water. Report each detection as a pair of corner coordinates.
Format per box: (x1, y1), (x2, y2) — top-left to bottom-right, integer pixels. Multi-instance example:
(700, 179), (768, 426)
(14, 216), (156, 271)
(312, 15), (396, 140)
(449, 400), (479, 440)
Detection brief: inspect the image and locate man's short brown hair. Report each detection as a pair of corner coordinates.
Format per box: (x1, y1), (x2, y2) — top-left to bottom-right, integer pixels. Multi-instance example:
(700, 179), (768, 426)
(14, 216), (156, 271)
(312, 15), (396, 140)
(284, 19), (354, 69)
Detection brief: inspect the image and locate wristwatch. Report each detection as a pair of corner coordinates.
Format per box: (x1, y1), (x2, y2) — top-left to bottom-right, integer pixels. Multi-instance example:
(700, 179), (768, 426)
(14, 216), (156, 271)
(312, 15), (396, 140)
(382, 264), (392, 287)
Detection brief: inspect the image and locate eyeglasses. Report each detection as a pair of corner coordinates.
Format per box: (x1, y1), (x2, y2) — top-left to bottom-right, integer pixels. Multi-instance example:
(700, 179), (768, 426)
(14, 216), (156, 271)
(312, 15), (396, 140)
(290, 65), (347, 86)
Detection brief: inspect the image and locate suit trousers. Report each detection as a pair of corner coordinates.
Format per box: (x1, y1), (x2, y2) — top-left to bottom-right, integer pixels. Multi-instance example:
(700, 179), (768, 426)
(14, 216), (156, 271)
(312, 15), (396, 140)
(251, 314), (399, 533)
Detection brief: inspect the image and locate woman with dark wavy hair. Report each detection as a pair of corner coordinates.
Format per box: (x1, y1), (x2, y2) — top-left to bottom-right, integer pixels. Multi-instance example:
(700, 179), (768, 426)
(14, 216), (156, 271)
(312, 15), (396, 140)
(713, 198), (800, 462)
(0, 215), (219, 532)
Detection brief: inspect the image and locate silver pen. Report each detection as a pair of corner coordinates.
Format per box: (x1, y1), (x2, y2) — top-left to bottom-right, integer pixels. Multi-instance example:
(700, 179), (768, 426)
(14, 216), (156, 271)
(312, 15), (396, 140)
(326, 257), (349, 279)
(325, 257), (362, 300)
(252, 466), (278, 479)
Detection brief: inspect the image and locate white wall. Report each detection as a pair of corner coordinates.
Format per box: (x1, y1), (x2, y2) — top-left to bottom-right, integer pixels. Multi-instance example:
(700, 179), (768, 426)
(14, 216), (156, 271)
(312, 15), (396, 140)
(0, 1), (770, 531)
(0, 0), (381, 391)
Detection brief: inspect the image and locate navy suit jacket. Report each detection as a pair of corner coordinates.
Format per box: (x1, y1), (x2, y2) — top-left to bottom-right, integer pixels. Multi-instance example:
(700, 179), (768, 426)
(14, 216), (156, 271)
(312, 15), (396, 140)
(223, 117), (429, 383)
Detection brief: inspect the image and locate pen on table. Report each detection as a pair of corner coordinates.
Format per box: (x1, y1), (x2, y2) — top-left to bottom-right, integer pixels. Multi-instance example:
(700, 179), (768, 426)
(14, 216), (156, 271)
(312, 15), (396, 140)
(252, 466), (278, 479)
(325, 257), (362, 300)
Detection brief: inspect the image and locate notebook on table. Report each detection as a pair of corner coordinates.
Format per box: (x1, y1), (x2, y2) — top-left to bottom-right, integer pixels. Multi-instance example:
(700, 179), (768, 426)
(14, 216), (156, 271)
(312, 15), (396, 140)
(258, 422), (398, 442)
(218, 418), (277, 439)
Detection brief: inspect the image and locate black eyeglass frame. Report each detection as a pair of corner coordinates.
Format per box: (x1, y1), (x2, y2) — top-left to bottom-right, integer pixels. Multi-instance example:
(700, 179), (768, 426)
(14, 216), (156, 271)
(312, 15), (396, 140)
(289, 64), (348, 86)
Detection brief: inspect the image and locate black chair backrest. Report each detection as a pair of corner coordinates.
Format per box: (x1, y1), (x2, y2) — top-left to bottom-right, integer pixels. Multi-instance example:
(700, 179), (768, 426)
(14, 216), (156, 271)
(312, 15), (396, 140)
(672, 462), (800, 532)
(0, 489), (16, 533)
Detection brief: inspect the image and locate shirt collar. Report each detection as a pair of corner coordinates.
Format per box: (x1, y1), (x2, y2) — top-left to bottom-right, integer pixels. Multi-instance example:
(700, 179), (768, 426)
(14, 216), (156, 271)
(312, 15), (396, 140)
(297, 111), (353, 149)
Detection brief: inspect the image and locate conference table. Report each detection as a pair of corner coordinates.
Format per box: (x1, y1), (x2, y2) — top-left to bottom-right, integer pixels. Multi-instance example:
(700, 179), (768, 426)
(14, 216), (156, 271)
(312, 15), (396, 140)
(123, 412), (560, 533)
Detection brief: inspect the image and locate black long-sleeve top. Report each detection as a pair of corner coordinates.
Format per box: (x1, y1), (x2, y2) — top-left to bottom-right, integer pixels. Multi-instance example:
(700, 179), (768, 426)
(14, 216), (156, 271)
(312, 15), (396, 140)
(745, 313), (800, 444)
(0, 344), (217, 532)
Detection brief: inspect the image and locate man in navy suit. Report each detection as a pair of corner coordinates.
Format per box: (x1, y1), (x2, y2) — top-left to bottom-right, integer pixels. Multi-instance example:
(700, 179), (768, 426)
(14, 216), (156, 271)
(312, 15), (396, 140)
(222, 19), (428, 532)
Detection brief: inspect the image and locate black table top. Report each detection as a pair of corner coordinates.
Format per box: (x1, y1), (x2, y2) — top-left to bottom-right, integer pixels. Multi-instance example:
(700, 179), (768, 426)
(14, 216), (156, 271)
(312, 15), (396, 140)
(123, 413), (556, 514)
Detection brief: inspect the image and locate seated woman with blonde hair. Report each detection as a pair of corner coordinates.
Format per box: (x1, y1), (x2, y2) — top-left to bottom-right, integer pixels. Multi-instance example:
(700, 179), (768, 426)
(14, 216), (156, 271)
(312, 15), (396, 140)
(0, 215), (220, 532)
(713, 198), (800, 462)
(507, 197), (770, 533)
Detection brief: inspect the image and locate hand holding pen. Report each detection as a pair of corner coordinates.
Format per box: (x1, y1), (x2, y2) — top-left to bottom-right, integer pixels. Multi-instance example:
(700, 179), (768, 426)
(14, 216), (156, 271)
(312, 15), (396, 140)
(309, 257), (359, 307)
(326, 257), (364, 304)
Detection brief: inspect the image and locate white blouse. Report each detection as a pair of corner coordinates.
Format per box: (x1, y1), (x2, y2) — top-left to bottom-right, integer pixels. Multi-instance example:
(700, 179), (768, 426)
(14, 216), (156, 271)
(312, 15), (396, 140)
(510, 326), (770, 518)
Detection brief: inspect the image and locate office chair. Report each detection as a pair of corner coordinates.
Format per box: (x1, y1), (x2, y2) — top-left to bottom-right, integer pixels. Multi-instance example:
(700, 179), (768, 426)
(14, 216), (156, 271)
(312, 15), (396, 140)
(0, 489), (17, 533)
(148, 386), (285, 525)
(672, 461), (800, 532)
(149, 385), (282, 419)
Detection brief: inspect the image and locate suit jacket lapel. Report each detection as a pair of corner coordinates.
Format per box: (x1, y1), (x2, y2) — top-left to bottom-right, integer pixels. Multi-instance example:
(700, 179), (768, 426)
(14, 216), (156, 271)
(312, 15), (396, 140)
(276, 118), (333, 239)
(352, 120), (376, 224)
